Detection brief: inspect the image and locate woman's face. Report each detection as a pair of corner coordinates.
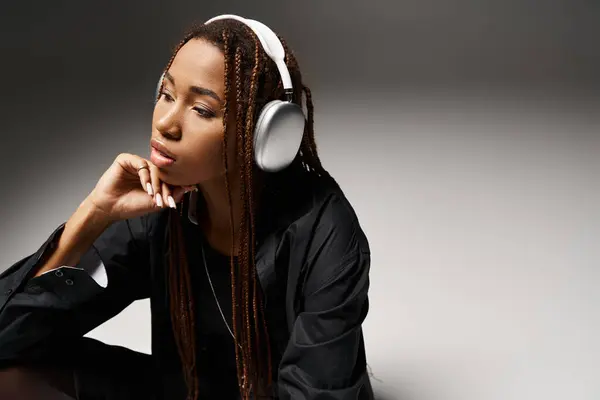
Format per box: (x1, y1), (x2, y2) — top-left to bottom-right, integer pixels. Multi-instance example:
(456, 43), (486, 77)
(150, 38), (237, 187)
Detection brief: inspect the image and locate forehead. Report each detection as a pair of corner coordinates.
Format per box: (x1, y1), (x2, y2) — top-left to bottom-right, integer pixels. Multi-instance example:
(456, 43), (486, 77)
(168, 38), (225, 96)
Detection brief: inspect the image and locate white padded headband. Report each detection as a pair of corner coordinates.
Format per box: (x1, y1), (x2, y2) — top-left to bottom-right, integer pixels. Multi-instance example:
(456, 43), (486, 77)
(204, 14), (293, 92)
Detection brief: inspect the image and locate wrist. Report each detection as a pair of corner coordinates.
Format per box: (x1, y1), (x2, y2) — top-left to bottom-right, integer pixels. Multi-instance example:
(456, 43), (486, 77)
(83, 192), (117, 225)
(32, 198), (114, 277)
(77, 196), (115, 234)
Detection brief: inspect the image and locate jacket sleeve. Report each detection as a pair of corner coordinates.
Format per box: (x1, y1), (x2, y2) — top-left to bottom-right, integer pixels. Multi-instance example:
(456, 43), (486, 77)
(278, 194), (374, 400)
(0, 215), (152, 364)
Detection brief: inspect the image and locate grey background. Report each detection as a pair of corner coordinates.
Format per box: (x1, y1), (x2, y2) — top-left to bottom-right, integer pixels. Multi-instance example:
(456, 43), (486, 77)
(1, 1), (599, 399)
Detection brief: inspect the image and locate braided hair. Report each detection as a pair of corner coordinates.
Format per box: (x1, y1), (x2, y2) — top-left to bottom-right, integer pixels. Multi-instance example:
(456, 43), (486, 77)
(158, 19), (329, 399)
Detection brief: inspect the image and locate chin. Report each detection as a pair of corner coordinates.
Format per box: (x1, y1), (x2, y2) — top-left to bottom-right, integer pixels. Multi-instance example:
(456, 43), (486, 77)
(159, 167), (226, 188)
(155, 170), (185, 187)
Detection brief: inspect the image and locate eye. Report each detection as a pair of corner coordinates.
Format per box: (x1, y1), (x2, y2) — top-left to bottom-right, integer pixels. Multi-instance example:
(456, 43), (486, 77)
(194, 107), (215, 119)
(159, 90), (174, 102)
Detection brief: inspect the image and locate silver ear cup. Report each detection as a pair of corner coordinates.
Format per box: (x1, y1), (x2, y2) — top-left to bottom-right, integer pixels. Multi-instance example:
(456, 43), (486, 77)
(253, 100), (306, 172)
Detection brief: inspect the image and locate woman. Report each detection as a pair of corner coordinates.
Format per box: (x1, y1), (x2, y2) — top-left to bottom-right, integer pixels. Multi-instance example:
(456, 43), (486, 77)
(0, 14), (372, 400)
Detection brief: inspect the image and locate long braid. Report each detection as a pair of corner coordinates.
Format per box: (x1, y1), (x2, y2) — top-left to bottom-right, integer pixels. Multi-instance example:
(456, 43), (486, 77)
(242, 27), (269, 396)
(168, 208), (199, 400)
(243, 44), (255, 396)
(278, 38), (328, 177)
(221, 27), (246, 395)
(238, 41), (253, 400)
(233, 44), (251, 392)
(301, 84), (328, 175)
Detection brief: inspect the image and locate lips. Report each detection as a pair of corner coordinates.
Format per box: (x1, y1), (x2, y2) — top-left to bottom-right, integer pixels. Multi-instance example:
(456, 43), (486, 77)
(150, 138), (176, 161)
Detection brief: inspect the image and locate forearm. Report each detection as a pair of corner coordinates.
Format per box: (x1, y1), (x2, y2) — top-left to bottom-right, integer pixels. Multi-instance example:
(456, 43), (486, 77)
(33, 196), (113, 277)
(0, 199), (149, 362)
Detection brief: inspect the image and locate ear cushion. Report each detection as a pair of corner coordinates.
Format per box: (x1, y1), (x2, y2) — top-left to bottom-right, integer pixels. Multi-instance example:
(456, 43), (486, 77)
(253, 100), (283, 139)
(253, 100), (306, 172)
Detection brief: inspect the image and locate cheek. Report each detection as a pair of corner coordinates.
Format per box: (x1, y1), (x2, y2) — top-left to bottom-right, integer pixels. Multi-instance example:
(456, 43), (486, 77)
(181, 120), (230, 179)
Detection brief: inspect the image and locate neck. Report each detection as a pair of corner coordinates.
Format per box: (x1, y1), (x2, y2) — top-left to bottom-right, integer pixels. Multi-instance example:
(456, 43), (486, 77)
(196, 173), (242, 256)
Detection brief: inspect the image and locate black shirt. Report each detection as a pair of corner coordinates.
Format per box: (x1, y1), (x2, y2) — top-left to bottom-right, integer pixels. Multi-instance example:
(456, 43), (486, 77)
(0, 169), (374, 399)
(188, 232), (239, 398)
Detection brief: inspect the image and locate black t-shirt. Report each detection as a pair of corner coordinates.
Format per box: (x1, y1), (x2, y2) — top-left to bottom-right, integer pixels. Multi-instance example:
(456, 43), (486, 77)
(184, 226), (240, 398)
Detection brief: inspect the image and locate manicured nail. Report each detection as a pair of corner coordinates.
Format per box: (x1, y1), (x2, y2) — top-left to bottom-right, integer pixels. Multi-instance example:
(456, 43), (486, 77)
(168, 196), (176, 209)
(183, 185), (199, 193)
(155, 193), (163, 207)
(146, 183), (153, 196)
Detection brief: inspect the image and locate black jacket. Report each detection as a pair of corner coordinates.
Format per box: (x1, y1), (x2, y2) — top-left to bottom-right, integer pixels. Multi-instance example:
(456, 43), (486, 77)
(0, 171), (373, 399)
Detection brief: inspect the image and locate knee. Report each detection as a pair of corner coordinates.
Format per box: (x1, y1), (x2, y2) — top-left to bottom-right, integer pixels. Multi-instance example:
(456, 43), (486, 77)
(0, 366), (34, 398)
(0, 365), (75, 400)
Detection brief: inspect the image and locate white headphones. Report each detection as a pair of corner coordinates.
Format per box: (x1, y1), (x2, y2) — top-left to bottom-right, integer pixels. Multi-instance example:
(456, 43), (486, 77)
(155, 14), (305, 173)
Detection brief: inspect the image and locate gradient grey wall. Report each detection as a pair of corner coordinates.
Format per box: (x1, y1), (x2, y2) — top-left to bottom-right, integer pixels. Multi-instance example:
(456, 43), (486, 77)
(1, 1), (599, 399)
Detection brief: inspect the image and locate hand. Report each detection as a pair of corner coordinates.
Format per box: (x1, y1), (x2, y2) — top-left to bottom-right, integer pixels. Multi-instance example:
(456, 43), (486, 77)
(87, 153), (194, 222)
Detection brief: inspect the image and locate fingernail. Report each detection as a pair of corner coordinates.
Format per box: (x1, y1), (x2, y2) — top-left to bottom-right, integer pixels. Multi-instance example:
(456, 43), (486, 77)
(168, 196), (176, 209)
(155, 193), (163, 207)
(146, 183), (153, 196)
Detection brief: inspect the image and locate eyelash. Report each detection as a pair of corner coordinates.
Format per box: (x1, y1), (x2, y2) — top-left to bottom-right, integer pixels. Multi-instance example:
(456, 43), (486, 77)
(159, 90), (215, 119)
(193, 107), (214, 118)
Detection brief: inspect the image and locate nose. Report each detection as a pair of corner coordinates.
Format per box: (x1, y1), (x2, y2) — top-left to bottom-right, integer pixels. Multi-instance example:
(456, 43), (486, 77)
(154, 104), (182, 140)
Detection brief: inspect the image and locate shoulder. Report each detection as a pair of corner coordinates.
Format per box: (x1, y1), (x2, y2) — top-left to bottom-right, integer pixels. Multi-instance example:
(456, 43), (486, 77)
(273, 171), (370, 294)
(272, 170), (370, 254)
(305, 175), (370, 258)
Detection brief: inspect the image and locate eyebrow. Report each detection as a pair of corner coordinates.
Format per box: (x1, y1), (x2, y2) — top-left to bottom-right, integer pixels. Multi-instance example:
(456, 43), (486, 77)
(164, 71), (222, 103)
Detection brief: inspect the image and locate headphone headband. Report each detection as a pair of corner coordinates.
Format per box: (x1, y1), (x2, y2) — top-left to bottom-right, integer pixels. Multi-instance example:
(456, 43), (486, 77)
(204, 14), (293, 96)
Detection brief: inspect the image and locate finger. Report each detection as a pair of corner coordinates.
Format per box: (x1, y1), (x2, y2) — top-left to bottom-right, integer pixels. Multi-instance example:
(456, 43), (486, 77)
(162, 182), (176, 209)
(148, 163), (163, 208)
(137, 164), (152, 196)
(117, 154), (152, 196)
(116, 153), (148, 177)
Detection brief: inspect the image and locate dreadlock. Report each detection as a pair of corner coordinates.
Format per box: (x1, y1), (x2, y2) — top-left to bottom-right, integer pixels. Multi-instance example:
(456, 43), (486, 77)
(157, 18), (329, 400)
